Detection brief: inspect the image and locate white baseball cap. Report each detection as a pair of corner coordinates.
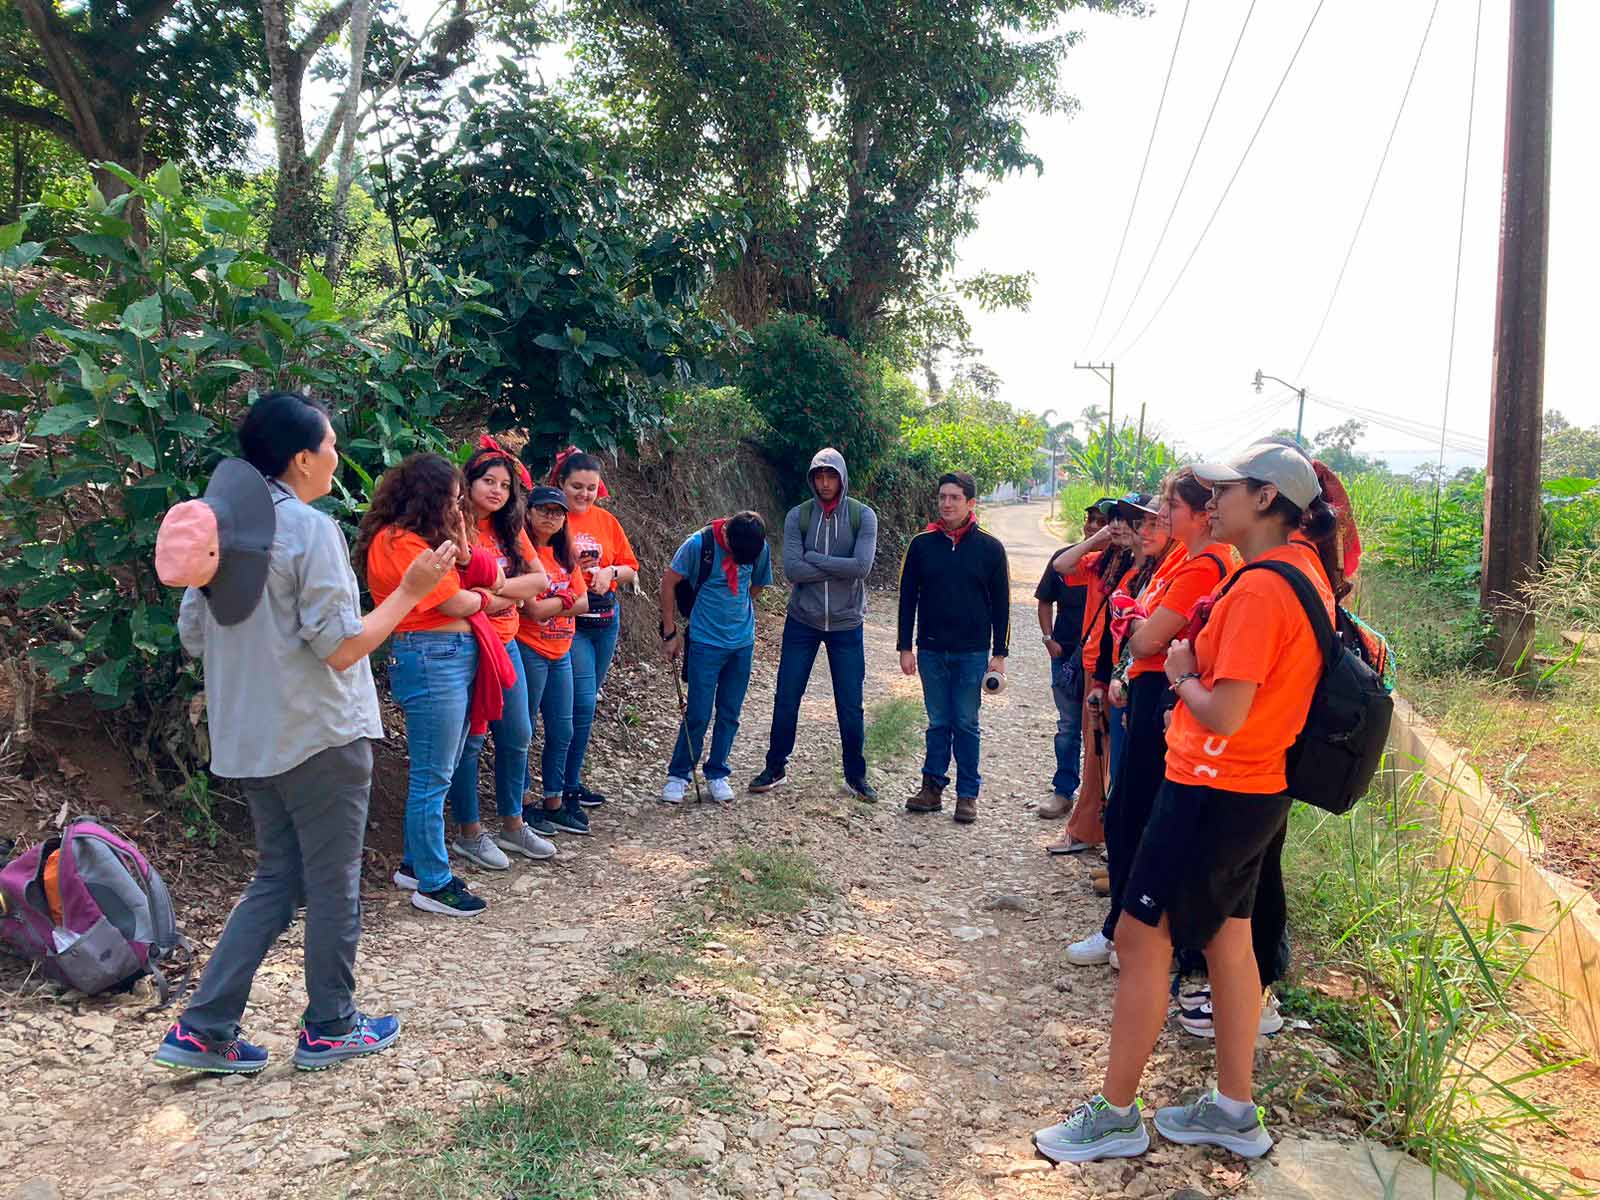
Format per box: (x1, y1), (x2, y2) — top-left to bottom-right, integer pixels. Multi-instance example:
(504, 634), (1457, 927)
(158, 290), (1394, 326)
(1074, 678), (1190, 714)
(1192, 442), (1321, 509)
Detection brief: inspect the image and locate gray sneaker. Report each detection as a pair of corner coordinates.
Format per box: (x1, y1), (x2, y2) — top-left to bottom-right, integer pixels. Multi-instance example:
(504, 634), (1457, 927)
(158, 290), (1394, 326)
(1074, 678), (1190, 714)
(452, 831), (510, 871)
(496, 824), (557, 861)
(1032, 1095), (1149, 1164)
(1153, 1090), (1272, 1158)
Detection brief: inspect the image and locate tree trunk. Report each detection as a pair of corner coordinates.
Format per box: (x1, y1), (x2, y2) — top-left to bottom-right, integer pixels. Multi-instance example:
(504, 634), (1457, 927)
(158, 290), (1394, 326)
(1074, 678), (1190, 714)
(323, 0), (375, 286)
(263, 0), (313, 272)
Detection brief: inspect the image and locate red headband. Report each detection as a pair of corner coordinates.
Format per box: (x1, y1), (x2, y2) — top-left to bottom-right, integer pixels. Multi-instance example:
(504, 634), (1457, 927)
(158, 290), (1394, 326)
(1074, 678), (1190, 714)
(469, 435), (532, 490)
(549, 445), (610, 499)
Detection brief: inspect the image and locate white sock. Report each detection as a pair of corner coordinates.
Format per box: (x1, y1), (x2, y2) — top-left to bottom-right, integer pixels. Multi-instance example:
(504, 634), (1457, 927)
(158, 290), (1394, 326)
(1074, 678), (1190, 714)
(1097, 1095), (1134, 1117)
(1212, 1090), (1255, 1120)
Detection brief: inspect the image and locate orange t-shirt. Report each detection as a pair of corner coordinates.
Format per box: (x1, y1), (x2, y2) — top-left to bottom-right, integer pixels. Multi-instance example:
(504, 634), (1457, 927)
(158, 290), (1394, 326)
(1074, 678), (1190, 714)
(472, 516), (538, 643)
(1078, 552), (1109, 677)
(1164, 540), (1334, 794)
(565, 505), (639, 584)
(366, 526), (464, 634)
(1126, 542), (1241, 680)
(516, 545), (579, 659)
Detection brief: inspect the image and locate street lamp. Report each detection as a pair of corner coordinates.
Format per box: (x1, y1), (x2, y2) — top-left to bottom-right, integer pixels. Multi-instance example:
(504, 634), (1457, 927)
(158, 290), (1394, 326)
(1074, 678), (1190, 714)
(1253, 368), (1309, 447)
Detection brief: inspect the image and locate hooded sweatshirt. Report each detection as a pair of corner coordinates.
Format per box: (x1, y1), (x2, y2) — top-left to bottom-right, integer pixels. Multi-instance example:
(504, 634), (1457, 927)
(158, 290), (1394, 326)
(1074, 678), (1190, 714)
(782, 448), (879, 632)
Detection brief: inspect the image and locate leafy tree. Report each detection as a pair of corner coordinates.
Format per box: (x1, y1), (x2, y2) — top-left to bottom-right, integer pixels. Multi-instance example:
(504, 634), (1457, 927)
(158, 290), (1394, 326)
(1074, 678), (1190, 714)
(1310, 419), (1388, 477)
(386, 73), (744, 460)
(740, 313), (899, 498)
(562, 0), (1135, 345)
(0, 1), (263, 204)
(1542, 410), (1600, 480)
(902, 405), (1041, 496)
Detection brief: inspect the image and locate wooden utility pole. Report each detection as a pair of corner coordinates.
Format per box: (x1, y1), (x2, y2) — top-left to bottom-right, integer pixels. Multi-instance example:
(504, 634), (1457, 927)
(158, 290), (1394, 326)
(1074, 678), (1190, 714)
(1074, 362), (1115, 489)
(1480, 0), (1554, 674)
(1133, 402), (1147, 481)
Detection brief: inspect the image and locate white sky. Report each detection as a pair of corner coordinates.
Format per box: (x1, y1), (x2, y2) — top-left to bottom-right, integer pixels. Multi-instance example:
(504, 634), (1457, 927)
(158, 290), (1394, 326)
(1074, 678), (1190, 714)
(951, 0), (1597, 472)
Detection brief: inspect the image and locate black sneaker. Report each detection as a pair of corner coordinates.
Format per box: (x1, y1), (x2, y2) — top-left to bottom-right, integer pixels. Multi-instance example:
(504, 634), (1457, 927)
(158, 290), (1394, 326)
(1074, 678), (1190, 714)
(526, 810), (559, 837)
(569, 783), (607, 808)
(748, 768), (788, 794)
(846, 777), (878, 803)
(548, 798), (592, 836)
(411, 876), (486, 918)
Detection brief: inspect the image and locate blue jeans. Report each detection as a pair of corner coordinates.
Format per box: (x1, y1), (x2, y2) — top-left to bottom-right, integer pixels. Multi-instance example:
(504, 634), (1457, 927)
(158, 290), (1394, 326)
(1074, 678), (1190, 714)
(669, 640), (755, 781)
(566, 615), (620, 793)
(919, 650), (988, 798)
(519, 644), (575, 800)
(765, 617), (867, 780)
(388, 632), (477, 893)
(446, 639), (531, 826)
(1050, 654), (1084, 797)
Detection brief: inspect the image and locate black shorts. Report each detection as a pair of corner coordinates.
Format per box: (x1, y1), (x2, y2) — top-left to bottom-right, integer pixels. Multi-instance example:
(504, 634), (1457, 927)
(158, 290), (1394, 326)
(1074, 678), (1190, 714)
(1120, 780), (1291, 952)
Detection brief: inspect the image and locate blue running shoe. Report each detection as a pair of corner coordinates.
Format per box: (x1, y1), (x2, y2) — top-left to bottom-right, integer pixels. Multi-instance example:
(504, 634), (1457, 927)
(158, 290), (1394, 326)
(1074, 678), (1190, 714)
(294, 1012), (401, 1071)
(152, 1021), (269, 1075)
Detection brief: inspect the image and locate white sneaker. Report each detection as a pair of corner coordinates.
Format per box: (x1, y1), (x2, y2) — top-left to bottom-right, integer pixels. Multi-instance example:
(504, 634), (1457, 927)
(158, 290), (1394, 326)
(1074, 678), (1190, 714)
(660, 777), (688, 805)
(496, 824), (557, 861)
(707, 777), (735, 803)
(1178, 990), (1283, 1039)
(451, 831), (510, 871)
(1067, 931), (1114, 966)
(1109, 947), (1120, 971)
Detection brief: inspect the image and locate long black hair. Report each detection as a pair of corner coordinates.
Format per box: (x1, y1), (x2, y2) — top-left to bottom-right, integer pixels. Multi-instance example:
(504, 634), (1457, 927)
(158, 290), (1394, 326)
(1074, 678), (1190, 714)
(1096, 544), (1133, 591)
(238, 392), (329, 479)
(464, 449), (529, 579)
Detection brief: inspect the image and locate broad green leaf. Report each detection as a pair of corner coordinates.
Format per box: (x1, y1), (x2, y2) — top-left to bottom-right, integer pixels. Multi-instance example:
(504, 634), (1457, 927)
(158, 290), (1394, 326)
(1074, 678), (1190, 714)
(77, 354), (106, 393)
(1, 219), (27, 251)
(19, 575), (78, 609)
(151, 162), (182, 200)
(115, 432), (158, 469)
(33, 401), (97, 437)
(533, 332), (567, 351)
(84, 656), (130, 697)
(120, 294), (164, 338)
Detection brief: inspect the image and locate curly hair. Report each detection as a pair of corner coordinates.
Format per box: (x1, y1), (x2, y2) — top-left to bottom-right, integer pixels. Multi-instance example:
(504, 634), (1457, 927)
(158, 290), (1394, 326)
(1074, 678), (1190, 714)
(464, 449), (529, 579)
(354, 453), (465, 581)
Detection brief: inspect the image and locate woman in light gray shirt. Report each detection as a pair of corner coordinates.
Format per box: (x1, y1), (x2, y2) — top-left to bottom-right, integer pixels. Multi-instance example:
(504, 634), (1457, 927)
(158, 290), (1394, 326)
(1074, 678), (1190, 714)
(152, 393), (457, 1076)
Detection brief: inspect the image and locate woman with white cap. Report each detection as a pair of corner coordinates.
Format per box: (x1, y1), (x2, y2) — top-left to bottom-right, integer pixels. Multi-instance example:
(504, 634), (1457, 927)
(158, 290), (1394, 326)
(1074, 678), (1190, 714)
(151, 392), (456, 1075)
(1033, 441), (1342, 1164)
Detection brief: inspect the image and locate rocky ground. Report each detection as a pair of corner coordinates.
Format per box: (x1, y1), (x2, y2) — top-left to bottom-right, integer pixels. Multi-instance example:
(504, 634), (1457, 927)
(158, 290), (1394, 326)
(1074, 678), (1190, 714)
(2, 502), (1409, 1200)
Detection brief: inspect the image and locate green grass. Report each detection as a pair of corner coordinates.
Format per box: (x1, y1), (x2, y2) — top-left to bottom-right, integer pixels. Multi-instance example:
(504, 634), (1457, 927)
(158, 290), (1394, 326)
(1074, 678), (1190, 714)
(1281, 771), (1582, 1199)
(863, 695), (923, 765)
(569, 995), (718, 1067)
(705, 846), (831, 922)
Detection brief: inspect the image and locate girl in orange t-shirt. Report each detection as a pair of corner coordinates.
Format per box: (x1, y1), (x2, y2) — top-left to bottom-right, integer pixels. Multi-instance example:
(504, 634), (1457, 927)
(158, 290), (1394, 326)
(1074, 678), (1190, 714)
(356, 453), (492, 915)
(1032, 443), (1346, 1166)
(445, 441), (556, 861)
(553, 450), (641, 810)
(515, 485), (592, 837)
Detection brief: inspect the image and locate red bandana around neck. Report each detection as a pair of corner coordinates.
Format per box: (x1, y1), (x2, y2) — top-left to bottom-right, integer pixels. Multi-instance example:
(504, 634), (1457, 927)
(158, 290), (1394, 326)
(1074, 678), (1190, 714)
(927, 515), (976, 546)
(711, 519), (742, 595)
(820, 495), (842, 516)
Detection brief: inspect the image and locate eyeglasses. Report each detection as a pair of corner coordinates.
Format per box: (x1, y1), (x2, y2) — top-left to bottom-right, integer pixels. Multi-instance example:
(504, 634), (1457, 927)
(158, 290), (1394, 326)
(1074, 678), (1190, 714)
(534, 506), (567, 518)
(1209, 481), (1244, 501)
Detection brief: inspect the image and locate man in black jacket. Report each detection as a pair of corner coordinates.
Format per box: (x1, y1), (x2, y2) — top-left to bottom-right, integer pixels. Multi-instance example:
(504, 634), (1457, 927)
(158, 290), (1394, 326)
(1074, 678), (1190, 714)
(897, 471), (1010, 825)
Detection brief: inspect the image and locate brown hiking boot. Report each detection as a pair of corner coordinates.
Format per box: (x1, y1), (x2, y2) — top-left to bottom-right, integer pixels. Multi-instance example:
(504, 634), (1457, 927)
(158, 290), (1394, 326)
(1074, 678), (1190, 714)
(953, 795), (978, 824)
(1036, 792), (1072, 820)
(904, 778), (944, 813)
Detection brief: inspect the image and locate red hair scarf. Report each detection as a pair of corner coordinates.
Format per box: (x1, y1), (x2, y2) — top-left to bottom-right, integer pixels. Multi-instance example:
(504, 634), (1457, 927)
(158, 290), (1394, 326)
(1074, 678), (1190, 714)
(468, 435), (532, 489)
(549, 445), (610, 499)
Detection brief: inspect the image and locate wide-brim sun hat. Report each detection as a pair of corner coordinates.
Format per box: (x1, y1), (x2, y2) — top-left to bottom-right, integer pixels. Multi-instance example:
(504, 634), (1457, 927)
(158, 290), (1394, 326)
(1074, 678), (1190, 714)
(154, 458), (276, 626)
(1192, 442), (1322, 510)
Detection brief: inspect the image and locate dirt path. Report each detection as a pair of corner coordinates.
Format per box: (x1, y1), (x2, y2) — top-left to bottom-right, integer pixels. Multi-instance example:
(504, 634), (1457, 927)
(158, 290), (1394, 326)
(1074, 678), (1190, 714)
(0, 502), (1342, 1200)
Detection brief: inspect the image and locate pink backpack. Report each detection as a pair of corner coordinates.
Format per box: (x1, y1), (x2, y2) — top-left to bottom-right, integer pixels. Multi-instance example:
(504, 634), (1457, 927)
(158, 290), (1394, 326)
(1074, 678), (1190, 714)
(0, 820), (191, 1001)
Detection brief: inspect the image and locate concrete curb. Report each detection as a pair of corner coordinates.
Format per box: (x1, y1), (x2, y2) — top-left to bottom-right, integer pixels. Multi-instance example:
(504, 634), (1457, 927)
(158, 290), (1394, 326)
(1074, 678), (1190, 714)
(1386, 695), (1600, 1058)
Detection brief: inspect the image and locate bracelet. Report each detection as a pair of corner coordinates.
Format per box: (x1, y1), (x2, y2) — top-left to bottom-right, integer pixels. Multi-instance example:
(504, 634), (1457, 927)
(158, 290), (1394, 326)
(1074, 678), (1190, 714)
(1172, 671), (1201, 689)
(558, 591), (577, 611)
(659, 622), (678, 642)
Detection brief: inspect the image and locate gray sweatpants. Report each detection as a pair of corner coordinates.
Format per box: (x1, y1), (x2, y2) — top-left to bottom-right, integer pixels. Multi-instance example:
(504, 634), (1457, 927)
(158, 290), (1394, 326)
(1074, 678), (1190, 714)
(183, 739), (373, 1043)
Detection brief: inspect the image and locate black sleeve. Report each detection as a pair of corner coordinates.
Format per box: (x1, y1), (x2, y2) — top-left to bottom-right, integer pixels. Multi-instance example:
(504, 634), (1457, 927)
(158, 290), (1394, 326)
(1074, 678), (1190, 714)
(1034, 551), (1063, 603)
(990, 541), (1011, 657)
(896, 538), (920, 652)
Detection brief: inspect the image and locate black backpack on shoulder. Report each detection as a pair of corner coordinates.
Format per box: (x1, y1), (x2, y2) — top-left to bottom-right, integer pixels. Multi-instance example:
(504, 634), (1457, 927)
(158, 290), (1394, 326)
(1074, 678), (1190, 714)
(672, 527), (717, 620)
(1215, 560), (1394, 815)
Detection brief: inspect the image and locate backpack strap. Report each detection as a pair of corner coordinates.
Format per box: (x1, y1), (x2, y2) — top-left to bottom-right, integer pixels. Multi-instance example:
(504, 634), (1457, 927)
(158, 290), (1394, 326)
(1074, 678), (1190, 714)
(694, 527), (715, 592)
(845, 496), (863, 536)
(1199, 551), (1225, 580)
(798, 497), (863, 552)
(1220, 560), (1339, 671)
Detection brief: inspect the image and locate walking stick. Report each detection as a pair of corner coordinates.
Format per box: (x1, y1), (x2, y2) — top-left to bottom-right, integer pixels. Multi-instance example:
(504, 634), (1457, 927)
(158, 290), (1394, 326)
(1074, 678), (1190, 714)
(672, 662), (703, 804)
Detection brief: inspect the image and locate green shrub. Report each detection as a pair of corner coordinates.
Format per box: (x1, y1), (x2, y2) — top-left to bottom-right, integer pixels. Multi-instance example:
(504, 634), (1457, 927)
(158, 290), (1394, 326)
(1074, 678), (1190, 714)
(0, 164), (489, 787)
(740, 313), (897, 500)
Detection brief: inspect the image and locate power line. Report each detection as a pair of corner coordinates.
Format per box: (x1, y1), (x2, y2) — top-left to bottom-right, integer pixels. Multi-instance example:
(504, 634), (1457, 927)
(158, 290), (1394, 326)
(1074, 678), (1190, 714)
(1181, 387), (1294, 439)
(1081, 0), (1194, 355)
(1097, 0), (1259, 358)
(1293, 0), (1444, 379)
(1433, 0), (1485, 547)
(1311, 392), (1487, 451)
(1112, 0), (1330, 361)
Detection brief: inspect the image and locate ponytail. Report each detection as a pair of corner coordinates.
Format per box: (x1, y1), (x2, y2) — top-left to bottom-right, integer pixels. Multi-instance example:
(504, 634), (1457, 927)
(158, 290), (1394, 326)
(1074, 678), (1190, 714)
(1299, 497), (1349, 600)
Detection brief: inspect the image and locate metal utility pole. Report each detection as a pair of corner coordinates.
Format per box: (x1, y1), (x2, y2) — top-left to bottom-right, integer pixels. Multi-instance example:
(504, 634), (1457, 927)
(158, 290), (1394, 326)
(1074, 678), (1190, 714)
(1133, 402), (1147, 481)
(1074, 362), (1115, 488)
(1253, 369), (1309, 446)
(1481, 0), (1553, 676)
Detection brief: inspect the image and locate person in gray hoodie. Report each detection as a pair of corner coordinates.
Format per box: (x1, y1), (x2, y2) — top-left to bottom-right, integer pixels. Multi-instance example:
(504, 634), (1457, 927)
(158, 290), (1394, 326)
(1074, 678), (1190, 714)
(749, 448), (880, 799)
